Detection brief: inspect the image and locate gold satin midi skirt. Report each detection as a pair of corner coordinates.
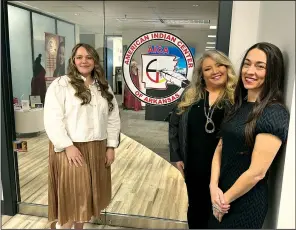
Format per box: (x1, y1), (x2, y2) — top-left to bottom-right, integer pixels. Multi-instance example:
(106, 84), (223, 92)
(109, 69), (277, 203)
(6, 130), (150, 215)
(48, 140), (111, 225)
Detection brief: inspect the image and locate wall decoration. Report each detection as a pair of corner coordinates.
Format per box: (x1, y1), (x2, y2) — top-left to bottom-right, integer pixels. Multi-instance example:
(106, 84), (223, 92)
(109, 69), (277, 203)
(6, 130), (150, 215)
(122, 31), (195, 106)
(44, 33), (65, 89)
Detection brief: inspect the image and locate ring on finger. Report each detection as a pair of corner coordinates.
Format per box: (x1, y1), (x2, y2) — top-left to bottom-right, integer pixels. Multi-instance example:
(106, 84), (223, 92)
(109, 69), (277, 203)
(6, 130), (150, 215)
(212, 205), (222, 213)
(213, 204), (222, 210)
(212, 203), (219, 208)
(212, 204), (219, 210)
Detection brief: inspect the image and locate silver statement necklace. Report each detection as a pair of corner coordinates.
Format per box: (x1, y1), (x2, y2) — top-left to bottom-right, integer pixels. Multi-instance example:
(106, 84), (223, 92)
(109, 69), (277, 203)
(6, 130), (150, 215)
(204, 92), (216, 133)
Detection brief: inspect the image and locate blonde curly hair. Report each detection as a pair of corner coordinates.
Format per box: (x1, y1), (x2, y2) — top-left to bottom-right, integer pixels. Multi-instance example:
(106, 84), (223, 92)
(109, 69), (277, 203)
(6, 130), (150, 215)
(177, 50), (237, 114)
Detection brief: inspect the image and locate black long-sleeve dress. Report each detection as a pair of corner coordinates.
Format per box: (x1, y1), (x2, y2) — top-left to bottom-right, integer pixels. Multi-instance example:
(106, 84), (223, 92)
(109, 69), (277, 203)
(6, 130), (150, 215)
(169, 89), (232, 228)
(208, 101), (289, 229)
(185, 94), (226, 228)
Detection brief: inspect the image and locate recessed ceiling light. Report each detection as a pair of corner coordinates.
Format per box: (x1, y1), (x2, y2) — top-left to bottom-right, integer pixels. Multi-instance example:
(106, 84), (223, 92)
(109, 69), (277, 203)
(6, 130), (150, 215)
(208, 35), (216, 38)
(210, 26), (217, 29)
(206, 46), (215, 49)
(193, 4), (199, 7)
(207, 42), (216, 44)
(74, 13), (80, 16)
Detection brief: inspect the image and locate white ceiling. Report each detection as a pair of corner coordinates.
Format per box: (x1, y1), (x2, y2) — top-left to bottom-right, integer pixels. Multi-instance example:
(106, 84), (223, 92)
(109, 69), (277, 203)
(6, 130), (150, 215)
(12, 1), (219, 34)
(11, 1), (219, 51)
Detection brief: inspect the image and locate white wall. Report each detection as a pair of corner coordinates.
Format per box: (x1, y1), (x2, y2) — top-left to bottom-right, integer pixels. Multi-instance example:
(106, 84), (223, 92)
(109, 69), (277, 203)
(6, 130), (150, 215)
(80, 34), (95, 47)
(257, 2), (295, 228)
(113, 37), (122, 89)
(95, 33), (105, 68)
(229, 1), (295, 228)
(95, 33), (104, 50)
(75, 24), (80, 44)
(257, 1), (295, 110)
(277, 83), (295, 229)
(228, 1), (261, 71)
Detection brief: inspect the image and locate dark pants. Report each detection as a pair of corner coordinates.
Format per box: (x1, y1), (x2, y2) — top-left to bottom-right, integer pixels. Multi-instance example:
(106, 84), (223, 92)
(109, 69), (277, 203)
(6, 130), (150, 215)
(185, 171), (212, 229)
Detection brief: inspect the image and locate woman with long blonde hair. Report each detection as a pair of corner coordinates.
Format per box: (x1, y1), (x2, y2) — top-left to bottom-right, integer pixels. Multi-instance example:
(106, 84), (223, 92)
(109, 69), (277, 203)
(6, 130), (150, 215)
(169, 50), (237, 228)
(44, 43), (120, 229)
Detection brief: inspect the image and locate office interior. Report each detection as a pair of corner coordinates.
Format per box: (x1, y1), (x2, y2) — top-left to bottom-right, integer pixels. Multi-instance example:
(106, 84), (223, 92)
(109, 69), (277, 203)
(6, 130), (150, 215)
(1, 1), (295, 229)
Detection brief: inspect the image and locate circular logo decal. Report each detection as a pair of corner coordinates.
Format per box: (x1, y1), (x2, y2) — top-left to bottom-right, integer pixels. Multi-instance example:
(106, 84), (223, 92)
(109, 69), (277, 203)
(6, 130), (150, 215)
(122, 31), (195, 105)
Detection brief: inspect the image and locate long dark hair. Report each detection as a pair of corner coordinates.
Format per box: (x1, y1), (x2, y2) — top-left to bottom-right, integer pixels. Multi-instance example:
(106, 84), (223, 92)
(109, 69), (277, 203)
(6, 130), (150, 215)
(68, 43), (114, 111)
(225, 42), (285, 147)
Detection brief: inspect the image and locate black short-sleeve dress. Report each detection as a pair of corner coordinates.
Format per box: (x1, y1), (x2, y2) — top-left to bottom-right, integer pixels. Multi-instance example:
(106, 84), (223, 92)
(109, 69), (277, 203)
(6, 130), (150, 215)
(208, 101), (290, 229)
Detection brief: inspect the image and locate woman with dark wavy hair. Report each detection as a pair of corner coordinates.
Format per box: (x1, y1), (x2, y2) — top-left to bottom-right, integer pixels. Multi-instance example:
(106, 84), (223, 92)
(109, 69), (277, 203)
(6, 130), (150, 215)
(208, 42), (290, 228)
(44, 43), (121, 229)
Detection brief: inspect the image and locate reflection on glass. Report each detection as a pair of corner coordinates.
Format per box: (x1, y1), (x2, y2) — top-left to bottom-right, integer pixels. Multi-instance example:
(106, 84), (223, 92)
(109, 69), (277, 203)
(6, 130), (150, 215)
(8, 4), (33, 105)
(8, 0), (219, 227)
(57, 20), (75, 71)
(32, 12), (55, 68)
(7, 2), (82, 208)
(31, 54), (46, 104)
(53, 41), (65, 77)
(104, 0), (219, 223)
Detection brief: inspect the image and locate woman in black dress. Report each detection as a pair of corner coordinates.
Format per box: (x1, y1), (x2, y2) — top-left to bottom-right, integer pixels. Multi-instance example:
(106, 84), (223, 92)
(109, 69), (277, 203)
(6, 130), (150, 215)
(208, 42), (290, 228)
(169, 50), (237, 228)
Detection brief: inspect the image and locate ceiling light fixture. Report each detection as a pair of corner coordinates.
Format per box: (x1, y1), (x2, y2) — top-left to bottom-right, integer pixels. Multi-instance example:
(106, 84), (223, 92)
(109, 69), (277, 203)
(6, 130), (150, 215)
(193, 4), (199, 7)
(74, 13), (80, 16)
(210, 25), (217, 29)
(115, 18), (210, 25)
(163, 19), (210, 25)
(206, 46), (215, 49)
(208, 35), (216, 38)
(116, 18), (159, 23)
(116, 19), (161, 24)
(116, 18), (127, 22)
(207, 42), (216, 44)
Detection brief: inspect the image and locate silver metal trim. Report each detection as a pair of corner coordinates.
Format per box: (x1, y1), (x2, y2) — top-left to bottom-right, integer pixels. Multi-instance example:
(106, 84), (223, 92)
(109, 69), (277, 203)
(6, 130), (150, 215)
(17, 203), (188, 229)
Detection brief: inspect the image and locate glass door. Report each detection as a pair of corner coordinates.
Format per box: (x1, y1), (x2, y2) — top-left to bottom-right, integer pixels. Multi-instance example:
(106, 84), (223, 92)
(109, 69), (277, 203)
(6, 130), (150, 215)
(5, 0), (223, 228)
(103, 1), (219, 227)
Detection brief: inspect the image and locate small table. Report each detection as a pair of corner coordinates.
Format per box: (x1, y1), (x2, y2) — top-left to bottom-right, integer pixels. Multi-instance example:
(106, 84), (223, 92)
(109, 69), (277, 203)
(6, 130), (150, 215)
(14, 108), (44, 134)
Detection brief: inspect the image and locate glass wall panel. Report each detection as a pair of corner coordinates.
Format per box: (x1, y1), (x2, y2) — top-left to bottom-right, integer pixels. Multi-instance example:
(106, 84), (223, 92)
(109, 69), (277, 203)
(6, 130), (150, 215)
(57, 20), (75, 71)
(7, 2), (77, 207)
(32, 12), (55, 67)
(7, 1), (223, 228)
(8, 5), (33, 101)
(104, 0), (219, 223)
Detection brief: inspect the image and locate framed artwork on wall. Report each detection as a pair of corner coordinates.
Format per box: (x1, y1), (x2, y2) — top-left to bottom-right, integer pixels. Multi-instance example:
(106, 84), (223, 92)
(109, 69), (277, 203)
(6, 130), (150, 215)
(29, 95), (41, 107)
